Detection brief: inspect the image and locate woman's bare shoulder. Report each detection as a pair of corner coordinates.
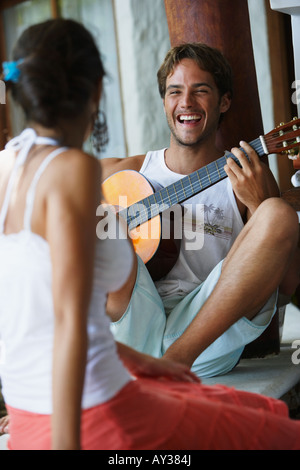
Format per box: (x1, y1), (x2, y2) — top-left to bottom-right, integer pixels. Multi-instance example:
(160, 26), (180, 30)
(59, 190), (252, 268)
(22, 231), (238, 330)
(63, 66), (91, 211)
(41, 148), (102, 205)
(49, 148), (101, 179)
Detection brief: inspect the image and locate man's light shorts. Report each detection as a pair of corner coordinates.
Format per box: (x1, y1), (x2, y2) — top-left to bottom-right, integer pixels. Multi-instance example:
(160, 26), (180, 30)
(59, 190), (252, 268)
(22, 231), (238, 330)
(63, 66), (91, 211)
(110, 256), (277, 378)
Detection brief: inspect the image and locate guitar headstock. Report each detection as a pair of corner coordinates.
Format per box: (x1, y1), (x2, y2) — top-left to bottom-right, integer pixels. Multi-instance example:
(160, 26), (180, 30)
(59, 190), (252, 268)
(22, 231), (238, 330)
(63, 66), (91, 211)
(264, 117), (300, 159)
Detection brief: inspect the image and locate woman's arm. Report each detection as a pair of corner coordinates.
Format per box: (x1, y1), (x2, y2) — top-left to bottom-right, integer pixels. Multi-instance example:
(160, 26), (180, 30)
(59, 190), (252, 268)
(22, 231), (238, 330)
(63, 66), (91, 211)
(116, 342), (200, 383)
(45, 150), (101, 450)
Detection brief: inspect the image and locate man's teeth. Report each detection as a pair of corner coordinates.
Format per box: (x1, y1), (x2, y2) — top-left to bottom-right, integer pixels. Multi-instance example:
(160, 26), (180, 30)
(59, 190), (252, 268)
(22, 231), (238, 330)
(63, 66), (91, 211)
(179, 115), (201, 121)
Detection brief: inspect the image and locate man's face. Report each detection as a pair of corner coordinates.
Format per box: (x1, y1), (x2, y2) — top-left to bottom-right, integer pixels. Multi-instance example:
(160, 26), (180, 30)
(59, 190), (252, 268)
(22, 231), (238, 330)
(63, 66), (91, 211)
(163, 58), (231, 147)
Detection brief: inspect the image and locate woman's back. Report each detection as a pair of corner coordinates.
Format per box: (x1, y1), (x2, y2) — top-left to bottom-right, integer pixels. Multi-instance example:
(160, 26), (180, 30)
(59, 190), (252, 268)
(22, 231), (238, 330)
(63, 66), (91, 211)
(0, 129), (132, 415)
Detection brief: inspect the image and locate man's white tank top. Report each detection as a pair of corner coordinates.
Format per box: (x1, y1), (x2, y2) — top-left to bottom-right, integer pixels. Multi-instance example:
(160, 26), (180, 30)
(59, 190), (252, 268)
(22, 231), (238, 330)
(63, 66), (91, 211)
(0, 129), (132, 414)
(140, 148), (244, 299)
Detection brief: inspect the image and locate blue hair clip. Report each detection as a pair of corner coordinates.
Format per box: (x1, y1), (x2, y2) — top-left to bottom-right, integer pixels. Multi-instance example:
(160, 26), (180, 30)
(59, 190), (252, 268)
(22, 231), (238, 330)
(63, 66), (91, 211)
(2, 59), (23, 83)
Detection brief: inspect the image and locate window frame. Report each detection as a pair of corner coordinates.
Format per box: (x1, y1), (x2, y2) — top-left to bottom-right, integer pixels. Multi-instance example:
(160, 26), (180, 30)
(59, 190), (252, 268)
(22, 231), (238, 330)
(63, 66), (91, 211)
(0, 0), (58, 148)
(0, 0), (126, 158)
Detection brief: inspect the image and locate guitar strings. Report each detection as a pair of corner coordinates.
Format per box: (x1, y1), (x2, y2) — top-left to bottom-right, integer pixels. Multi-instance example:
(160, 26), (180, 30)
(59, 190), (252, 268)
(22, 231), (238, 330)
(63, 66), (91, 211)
(124, 138), (264, 228)
(123, 129), (299, 228)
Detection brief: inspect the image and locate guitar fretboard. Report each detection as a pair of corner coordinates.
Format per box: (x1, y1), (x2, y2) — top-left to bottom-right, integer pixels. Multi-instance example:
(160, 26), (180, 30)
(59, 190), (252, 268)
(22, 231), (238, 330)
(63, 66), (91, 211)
(120, 136), (265, 229)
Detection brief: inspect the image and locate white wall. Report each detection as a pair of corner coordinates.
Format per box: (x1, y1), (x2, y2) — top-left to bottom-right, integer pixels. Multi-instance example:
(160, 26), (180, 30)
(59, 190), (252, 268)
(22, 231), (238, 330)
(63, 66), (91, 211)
(248, 0), (278, 180)
(113, 0), (170, 156)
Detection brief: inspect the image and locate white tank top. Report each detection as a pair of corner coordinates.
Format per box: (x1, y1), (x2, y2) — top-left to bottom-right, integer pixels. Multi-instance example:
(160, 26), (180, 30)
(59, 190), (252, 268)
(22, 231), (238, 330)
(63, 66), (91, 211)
(0, 129), (132, 414)
(140, 148), (244, 298)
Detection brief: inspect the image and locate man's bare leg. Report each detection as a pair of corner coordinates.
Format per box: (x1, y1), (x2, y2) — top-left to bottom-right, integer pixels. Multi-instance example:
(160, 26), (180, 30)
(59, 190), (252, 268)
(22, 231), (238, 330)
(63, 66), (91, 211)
(222, 198), (300, 300)
(163, 197), (299, 366)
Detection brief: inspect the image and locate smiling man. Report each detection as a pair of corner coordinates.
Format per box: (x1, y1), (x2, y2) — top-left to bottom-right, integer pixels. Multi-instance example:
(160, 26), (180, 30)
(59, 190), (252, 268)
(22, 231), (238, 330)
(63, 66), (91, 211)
(100, 43), (299, 378)
(163, 58), (230, 155)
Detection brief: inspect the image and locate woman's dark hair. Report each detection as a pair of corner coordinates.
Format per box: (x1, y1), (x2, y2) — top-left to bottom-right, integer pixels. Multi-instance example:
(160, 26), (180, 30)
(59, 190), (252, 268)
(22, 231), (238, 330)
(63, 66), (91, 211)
(9, 18), (105, 127)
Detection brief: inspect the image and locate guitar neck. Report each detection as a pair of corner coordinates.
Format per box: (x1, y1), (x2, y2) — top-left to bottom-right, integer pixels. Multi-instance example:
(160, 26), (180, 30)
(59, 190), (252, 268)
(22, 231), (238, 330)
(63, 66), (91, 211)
(121, 136), (265, 229)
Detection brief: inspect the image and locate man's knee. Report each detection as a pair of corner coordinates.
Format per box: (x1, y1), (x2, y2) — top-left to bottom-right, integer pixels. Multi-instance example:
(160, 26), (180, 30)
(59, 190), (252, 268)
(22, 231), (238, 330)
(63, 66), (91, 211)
(254, 198), (298, 241)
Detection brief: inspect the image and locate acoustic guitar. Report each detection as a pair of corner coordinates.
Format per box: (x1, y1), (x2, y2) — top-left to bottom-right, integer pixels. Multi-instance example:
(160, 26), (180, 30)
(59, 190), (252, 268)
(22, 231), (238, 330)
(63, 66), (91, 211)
(102, 118), (300, 280)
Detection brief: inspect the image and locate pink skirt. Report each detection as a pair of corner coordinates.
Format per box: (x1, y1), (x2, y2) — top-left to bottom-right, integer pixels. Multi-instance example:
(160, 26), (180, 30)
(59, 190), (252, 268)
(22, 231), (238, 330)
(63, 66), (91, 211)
(6, 378), (300, 450)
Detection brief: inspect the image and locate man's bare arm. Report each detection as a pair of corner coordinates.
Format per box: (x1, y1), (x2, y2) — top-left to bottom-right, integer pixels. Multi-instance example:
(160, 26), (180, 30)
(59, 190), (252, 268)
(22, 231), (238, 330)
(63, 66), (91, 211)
(100, 154), (146, 182)
(225, 141), (280, 221)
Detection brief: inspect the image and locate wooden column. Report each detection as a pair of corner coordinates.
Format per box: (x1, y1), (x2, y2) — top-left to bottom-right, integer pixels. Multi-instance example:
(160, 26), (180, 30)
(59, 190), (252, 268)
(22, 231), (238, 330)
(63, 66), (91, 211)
(266, 5), (297, 190)
(164, 0), (264, 153)
(164, 0), (280, 357)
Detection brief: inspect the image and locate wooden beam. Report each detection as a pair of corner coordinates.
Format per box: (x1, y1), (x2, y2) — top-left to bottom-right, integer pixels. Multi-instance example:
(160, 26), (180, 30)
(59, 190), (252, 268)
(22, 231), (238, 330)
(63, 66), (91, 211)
(293, 158), (300, 170)
(266, 4), (296, 191)
(50, 0), (59, 18)
(163, 0), (264, 154)
(282, 187), (300, 211)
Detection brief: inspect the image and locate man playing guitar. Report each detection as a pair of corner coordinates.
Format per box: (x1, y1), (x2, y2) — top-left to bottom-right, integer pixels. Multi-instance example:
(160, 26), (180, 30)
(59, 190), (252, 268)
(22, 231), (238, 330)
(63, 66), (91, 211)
(101, 43), (300, 378)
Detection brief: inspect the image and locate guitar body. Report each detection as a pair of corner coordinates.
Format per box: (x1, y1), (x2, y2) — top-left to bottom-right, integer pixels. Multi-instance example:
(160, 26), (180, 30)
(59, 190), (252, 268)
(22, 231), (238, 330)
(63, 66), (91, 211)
(102, 170), (181, 280)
